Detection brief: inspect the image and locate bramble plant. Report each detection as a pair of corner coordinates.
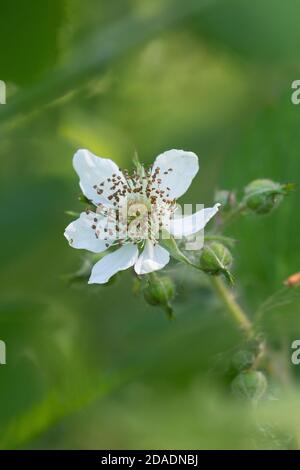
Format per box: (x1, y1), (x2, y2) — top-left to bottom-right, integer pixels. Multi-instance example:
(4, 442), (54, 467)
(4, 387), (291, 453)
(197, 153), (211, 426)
(65, 148), (295, 402)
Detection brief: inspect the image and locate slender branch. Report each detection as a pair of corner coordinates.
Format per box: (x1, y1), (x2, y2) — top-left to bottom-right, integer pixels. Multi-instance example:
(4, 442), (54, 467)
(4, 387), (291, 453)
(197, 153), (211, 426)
(209, 275), (254, 339)
(209, 275), (295, 390)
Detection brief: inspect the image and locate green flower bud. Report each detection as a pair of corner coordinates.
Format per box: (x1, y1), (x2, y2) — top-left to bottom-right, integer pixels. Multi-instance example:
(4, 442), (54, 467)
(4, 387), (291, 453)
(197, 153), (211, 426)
(143, 276), (175, 306)
(143, 275), (175, 318)
(199, 242), (233, 280)
(244, 179), (284, 215)
(231, 370), (267, 402)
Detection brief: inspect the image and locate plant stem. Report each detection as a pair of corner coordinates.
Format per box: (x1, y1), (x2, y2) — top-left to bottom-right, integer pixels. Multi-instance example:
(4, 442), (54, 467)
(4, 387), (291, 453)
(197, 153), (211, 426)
(215, 203), (246, 233)
(209, 275), (254, 339)
(209, 276), (292, 387)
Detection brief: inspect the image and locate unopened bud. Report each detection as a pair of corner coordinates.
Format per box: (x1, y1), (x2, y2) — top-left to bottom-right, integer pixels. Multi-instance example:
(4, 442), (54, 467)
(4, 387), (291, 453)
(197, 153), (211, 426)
(244, 179), (289, 215)
(284, 272), (300, 287)
(231, 370), (267, 402)
(143, 275), (175, 318)
(199, 242), (233, 280)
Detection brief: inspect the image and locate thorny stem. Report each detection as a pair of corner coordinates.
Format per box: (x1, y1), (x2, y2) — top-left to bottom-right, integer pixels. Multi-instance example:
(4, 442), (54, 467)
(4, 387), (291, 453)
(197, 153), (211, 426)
(209, 275), (254, 339)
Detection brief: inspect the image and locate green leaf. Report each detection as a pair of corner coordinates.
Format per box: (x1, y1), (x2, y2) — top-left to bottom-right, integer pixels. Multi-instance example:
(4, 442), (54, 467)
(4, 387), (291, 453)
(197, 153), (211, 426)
(160, 231), (199, 268)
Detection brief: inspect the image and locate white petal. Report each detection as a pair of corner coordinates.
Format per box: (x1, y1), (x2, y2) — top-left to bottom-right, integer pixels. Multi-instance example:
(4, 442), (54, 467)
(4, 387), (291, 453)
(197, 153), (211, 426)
(134, 241), (170, 275)
(169, 203), (220, 237)
(73, 149), (126, 206)
(151, 149), (199, 199)
(88, 243), (138, 284)
(64, 211), (114, 253)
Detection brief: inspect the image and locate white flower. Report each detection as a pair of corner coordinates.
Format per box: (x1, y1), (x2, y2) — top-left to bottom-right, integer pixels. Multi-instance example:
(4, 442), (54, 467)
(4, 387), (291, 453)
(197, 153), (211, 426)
(64, 149), (220, 284)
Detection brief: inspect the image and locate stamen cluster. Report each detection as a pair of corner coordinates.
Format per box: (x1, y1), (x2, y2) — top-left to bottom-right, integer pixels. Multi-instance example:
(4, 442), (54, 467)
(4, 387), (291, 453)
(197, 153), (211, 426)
(88, 165), (177, 246)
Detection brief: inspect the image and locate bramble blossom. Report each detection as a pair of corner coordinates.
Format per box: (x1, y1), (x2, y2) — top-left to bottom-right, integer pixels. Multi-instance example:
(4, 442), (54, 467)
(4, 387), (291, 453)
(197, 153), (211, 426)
(64, 149), (219, 283)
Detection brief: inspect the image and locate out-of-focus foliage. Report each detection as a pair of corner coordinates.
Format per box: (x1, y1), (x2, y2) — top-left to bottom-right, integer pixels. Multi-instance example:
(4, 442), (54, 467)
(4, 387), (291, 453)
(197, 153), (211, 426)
(0, 0), (67, 85)
(0, 0), (300, 449)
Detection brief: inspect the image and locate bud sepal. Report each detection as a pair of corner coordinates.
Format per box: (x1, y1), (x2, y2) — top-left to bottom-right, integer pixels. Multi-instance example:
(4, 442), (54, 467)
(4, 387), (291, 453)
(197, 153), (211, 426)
(199, 242), (234, 283)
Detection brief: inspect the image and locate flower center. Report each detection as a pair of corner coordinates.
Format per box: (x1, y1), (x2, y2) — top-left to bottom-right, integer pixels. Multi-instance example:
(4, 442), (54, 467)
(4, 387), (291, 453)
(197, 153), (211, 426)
(90, 166), (177, 246)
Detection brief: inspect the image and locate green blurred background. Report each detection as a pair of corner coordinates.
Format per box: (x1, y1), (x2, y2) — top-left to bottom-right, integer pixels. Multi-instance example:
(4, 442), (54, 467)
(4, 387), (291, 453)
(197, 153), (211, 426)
(1, 0), (300, 450)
